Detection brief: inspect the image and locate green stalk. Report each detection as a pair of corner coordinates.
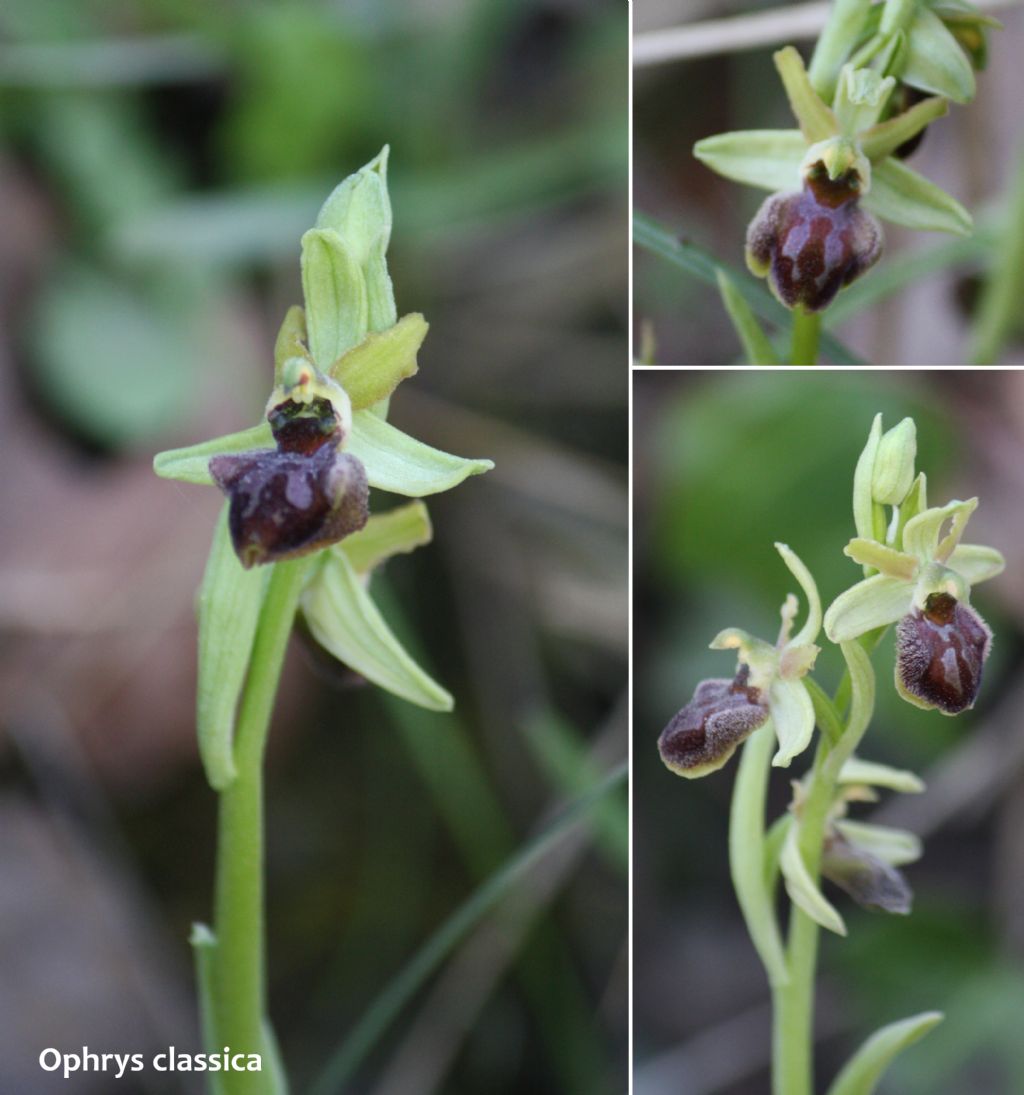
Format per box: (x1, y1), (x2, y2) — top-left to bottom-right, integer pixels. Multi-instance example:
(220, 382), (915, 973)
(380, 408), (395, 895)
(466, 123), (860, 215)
(210, 557), (310, 1095)
(790, 309), (822, 366)
(771, 657), (875, 1095)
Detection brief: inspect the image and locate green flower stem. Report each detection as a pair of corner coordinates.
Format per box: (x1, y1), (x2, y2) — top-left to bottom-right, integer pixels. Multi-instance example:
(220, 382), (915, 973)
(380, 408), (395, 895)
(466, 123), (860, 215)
(790, 309), (821, 366)
(210, 556), (311, 1095)
(771, 666), (874, 1095)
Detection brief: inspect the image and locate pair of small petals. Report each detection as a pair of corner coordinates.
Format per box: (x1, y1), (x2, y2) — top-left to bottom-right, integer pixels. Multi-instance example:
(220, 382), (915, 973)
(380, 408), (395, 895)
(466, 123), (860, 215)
(746, 173), (883, 313)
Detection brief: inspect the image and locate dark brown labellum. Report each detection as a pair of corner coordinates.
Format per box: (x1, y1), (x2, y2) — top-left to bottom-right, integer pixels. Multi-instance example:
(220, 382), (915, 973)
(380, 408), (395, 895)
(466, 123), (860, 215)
(821, 830), (913, 915)
(895, 592), (992, 714)
(658, 666), (769, 778)
(746, 169), (882, 313)
(210, 443), (368, 569)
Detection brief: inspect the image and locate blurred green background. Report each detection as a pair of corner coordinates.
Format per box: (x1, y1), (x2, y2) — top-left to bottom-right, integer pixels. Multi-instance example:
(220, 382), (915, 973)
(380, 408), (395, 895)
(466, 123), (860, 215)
(634, 370), (1024, 1095)
(0, 2), (627, 1092)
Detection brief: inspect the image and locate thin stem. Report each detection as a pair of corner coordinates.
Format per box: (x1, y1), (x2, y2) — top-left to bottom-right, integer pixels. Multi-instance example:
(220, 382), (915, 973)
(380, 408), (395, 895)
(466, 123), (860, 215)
(790, 308), (821, 366)
(210, 557), (310, 1095)
(771, 662), (874, 1095)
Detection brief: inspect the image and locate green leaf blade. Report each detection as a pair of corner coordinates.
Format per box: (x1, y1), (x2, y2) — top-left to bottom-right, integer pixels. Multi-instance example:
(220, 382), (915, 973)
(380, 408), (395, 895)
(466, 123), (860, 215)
(826, 1012), (944, 1095)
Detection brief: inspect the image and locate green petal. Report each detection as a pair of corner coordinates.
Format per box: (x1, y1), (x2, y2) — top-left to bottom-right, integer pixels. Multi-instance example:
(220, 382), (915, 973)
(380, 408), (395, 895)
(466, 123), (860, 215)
(775, 542), (822, 646)
(825, 1012), (943, 1095)
(301, 228), (369, 368)
(774, 46), (840, 142)
(904, 7), (975, 102)
(864, 158), (972, 235)
(780, 822), (847, 935)
(302, 550), (453, 711)
(196, 505), (270, 789)
(824, 575), (914, 642)
(858, 95), (947, 162)
(835, 820), (923, 866)
(274, 305), (309, 378)
(843, 539), (918, 580)
(833, 65), (897, 137)
(947, 542), (1006, 585)
(769, 678), (815, 768)
(693, 130), (805, 192)
(154, 423), (273, 486)
(903, 497), (977, 561)
(338, 501), (433, 576)
(348, 410), (493, 497)
(330, 313), (427, 411)
(838, 757), (925, 794)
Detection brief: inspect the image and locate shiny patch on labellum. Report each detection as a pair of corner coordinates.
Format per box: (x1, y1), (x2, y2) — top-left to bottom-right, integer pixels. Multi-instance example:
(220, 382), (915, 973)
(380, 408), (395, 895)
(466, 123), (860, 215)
(210, 395), (368, 569)
(821, 830), (913, 915)
(746, 165), (882, 313)
(658, 665), (769, 778)
(895, 592), (992, 714)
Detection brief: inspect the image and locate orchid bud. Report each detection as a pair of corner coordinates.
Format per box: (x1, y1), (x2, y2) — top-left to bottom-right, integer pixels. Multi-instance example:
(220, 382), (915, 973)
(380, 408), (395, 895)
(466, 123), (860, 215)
(872, 417), (917, 506)
(746, 162), (882, 313)
(658, 668), (769, 779)
(895, 591), (992, 714)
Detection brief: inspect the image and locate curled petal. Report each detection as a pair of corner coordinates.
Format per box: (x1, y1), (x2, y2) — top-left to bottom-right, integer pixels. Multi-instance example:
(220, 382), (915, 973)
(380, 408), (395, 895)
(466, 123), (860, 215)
(775, 542), (822, 646)
(824, 574), (914, 642)
(844, 538), (918, 580)
(658, 672), (769, 779)
(903, 498), (978, 564)
(895, 594), (992, 714)
(769, 678), (816, 768)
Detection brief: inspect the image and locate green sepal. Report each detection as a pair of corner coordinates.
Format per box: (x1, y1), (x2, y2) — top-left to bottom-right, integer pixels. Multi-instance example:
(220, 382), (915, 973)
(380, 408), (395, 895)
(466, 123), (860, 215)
(780, 820), (847, 936)
(858, 96), (948, 162)
(330, 313), (428, 410)
(834, 820), (923, 866)
(153, 423), (274, 486)
(715, 269), (780, 365)
(196, 505), (271, 789)
(274, 305), (309, 378)
(808, 0), (874, 99)
(301, 549), (454, 711)
(864, 158), (972, 235)
(903, 7), (975, 102)
(774, 47), (840, 143)
(838, 757), (925, 794)
(348, 410), (494, 496)
(825, 1012), (943, 1095)
(946, 542), (1005, 585)
(693, 130), (804, 193)
(824, 574), (913, 643)
(315, 146), (396, 333)
(339, 501), (433, 575)
(833, 66), (896, 137)
(301, 228), (369, 369)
